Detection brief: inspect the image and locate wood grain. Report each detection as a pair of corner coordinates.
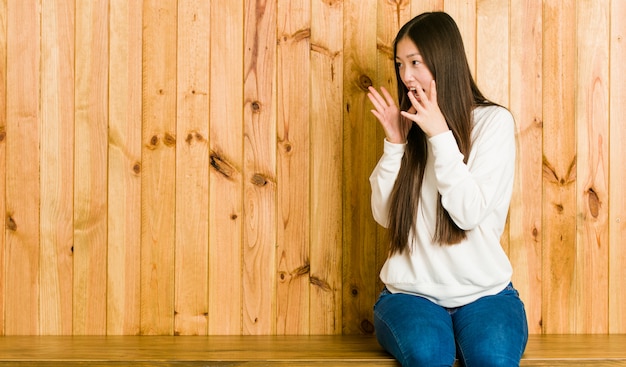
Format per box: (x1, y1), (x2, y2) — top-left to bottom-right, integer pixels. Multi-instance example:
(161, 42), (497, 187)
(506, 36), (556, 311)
(444, 0), (477, 76)
(5, 0), (41, 335)
(0, 0), (6, 336)
(174, 0), (210, 336)
(342, 0), (378, 336)
(242, 0), (277, 335)
(508, 0), (543, 334)
(310, 0), (343, 335)
(73, 0), (109, 335)
(140, 0), (177, 335)
(208, 0), (243, 335)
(276, 0), (311, 335)
(107, 0), (142, 336)
(40, 0), (74, 336)
(575, 0), (609, 334)
(411, 0), (444, 16)
(542, 0), (577, 334)
(609, 0), (626, 334)
(476, 0), (509, 106)
(0, 335), (625, 366)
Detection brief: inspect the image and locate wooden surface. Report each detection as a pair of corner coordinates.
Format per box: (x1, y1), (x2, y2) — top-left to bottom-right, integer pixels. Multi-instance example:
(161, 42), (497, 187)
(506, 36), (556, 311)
(0, 335), (625, 366)
(107, 0), (142, 336)
(140, 0), (178, 336)
(0, 0), (625, 336)
(609, 0), (626, 334)
(208, 0), (244, 336)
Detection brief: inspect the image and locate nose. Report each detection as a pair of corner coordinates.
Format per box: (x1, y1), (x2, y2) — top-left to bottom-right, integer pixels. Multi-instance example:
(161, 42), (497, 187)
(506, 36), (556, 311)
(402, 68), (413, 84)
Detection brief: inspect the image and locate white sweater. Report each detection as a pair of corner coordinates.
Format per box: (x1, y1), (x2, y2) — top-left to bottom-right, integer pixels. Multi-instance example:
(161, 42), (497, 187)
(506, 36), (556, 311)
(370, 105), (516, 308)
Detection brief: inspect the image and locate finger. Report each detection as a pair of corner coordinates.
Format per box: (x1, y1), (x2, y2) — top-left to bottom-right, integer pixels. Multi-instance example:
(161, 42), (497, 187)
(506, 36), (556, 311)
(367, 86), (387, 105)
(429, 80), (437, 104)
(400, 110), (418, 124)
(370, 109), (384, 123)
(380, 86), (396, 107)
(415, 86), (428, 107)
(407, 88), (422, 111)
(367, 91), (387, 112)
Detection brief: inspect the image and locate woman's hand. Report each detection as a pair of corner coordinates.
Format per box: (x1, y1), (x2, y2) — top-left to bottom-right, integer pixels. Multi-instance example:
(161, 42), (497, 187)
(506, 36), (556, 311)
(367, 86), (413, 144)
(400, 80), (449, 138)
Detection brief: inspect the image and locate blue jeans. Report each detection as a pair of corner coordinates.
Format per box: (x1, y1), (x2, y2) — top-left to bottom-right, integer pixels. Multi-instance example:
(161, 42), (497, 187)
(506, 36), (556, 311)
(373, 283), (528, 367)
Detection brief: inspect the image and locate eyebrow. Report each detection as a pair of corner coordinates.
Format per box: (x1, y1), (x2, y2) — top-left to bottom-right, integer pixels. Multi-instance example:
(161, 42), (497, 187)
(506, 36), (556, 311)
(396, 52), (421, 60)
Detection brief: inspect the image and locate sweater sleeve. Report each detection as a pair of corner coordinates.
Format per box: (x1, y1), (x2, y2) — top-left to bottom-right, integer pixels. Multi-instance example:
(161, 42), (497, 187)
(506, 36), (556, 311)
(430, 107), (516, 230)
(369, 139), (406, 228)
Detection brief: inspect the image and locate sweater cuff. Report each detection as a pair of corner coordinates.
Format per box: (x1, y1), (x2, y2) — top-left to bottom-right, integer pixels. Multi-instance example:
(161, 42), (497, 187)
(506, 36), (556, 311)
(383, 138), (407, 156)
(429, 131), (463, 163)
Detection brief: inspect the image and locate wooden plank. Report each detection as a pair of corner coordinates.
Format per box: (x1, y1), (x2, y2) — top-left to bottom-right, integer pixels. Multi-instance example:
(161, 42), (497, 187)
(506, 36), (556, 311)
(508, 0), (543, 334)
(107, 0), (142, 335)
(443, 0), (476, 77)
(310, 0), (343, 335)
(276, 0), (311, 335)
(140, 0), (177, 335)
(73, 0), (109, 335)
(4, 0), (41, 335)
(242, 0), (277, 335)
(0, 0), (8, 336)
(1, 335), (626, 366)
(40, 0), (74, 336)
(575, 0), (609, 334)
(541, 0), (577, 334)
(174, 0), (210, 336)
(411, 0), (444, 16)
(208, 0), (243, 335)
(0, 336), (398, 366)
(609, 0), (626, 334)
(342, 0), (378, 335)
(476, 0), (508, 106)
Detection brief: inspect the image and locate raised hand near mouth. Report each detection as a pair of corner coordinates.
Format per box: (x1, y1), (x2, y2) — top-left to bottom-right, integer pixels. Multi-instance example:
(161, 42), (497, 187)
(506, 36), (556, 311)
(400, 80), (449, 138)
(367, 85), (415, 144)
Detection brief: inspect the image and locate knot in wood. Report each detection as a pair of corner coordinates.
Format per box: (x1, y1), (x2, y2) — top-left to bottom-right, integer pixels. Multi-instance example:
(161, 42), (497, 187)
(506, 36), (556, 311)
(210, 151), (237, 179)
(587, 187), (600, 218)
(251, 173), (268, 186)
(0, 129), (5, 142)
(359, 74), (373, 90)
(132, 162), (141, 174)
(149, 135), (159, 149)
(6, 216), (17, 231)
(251, 101), (261, 112)
(361, 319), (375, 334)
(163, 132), (176, 147)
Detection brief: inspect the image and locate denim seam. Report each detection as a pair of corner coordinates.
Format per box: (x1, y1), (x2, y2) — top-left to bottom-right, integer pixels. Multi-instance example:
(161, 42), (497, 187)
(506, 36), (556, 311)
(374, 307), (410, 366)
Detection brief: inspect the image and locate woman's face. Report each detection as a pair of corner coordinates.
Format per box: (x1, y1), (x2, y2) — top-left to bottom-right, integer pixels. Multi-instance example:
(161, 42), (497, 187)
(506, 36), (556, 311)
(395, 37), (434, 102)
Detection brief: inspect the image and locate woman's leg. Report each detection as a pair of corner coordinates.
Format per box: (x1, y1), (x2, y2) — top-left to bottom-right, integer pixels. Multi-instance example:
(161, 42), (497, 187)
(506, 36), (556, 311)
(374, 289), (456, 367)
(452, 284), (528, 367)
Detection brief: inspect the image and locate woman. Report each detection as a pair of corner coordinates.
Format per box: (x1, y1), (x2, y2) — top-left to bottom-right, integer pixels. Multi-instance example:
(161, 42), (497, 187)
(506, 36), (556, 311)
(367, 12), (528, 367)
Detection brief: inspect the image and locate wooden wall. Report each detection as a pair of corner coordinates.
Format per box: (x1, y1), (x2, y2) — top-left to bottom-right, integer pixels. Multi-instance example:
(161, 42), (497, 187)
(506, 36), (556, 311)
(0, 0), (624, 336)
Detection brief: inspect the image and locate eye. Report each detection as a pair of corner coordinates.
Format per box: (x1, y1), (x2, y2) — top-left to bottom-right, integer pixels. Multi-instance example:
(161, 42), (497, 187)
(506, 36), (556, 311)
(395, 62), (403, 68)
(412, 60), (421, 66)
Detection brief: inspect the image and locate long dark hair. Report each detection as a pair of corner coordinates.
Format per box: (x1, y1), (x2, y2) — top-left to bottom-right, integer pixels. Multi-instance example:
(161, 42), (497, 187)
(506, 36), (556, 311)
(387, 12), (494, 254)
